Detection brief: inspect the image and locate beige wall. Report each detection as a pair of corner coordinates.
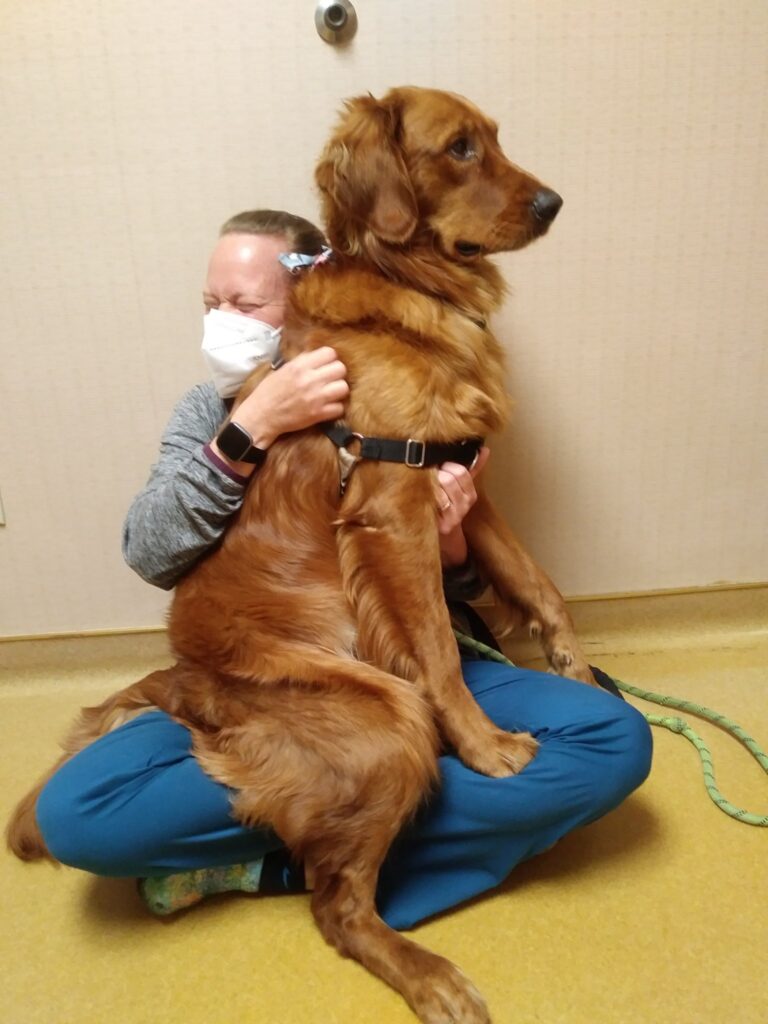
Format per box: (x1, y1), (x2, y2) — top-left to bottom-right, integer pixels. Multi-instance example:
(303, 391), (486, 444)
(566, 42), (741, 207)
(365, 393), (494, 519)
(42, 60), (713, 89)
(1, 1), (766, 637)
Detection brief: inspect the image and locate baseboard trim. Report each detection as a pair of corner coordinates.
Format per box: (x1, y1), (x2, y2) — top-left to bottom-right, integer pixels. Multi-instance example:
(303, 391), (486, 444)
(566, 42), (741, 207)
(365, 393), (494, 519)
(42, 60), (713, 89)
(550, 579), (766, 606)
(1, 625), (167, 645)
(488, 582), (768, 663)
(2, 582), (766, 651)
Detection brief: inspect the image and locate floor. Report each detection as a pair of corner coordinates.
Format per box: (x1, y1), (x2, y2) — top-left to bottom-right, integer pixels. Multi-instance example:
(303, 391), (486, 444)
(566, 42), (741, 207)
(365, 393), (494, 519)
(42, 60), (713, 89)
(1, 587), (766, 1024)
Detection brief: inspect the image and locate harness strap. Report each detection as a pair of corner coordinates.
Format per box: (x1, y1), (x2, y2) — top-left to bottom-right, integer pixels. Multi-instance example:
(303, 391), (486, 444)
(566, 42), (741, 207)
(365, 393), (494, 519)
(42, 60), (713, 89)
(323, 424), (484, 469)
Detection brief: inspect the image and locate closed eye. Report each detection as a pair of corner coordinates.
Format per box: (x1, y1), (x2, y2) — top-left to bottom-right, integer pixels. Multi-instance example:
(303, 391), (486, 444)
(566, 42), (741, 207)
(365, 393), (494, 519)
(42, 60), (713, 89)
(447, 136), (476, 161)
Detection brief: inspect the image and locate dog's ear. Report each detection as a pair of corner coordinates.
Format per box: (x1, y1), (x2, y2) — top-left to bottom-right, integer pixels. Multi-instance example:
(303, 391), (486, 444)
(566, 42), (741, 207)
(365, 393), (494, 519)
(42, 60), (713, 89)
(316, 94), (418, 245)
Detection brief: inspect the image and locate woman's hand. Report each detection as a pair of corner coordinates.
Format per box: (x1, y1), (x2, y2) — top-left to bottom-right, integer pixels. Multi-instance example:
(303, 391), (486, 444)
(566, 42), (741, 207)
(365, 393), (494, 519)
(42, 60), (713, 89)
(235, 347), (349, 448)
(436, 446), (490, 568)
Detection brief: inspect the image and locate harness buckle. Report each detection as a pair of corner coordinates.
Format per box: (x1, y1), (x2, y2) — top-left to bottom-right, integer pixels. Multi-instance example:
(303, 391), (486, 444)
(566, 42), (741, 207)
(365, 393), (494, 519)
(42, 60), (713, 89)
(404, 438), (426, 468)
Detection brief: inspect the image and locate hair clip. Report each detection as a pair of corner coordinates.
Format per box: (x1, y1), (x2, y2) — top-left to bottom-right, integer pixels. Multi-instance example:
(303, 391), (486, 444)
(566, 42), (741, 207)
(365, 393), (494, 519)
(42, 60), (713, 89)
(278, 246), (334, 274)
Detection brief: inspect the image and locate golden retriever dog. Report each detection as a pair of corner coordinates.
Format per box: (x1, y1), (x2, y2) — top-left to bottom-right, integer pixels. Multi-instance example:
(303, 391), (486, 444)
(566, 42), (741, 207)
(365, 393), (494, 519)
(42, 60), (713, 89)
(8, 86), (596, 1023)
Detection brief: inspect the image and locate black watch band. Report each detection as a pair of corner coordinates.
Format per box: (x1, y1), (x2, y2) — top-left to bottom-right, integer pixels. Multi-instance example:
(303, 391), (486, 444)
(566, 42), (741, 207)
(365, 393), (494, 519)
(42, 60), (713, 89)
(215, 422), (268, 465)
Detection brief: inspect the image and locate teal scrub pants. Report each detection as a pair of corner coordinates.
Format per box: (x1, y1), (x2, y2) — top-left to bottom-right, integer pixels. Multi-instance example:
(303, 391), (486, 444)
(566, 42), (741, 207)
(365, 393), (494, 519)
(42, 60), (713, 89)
(35, 659), (652, 930)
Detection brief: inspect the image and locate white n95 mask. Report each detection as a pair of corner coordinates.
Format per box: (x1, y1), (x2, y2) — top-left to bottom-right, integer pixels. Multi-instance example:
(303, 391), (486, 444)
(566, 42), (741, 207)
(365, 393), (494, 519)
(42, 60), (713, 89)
(201, 309), (282, 398)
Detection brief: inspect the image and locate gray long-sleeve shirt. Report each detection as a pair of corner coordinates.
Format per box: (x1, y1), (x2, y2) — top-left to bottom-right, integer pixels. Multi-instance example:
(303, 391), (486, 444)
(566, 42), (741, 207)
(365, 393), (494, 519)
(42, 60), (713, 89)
(122, 381), (485, 600)
(122, 383), (240, 589)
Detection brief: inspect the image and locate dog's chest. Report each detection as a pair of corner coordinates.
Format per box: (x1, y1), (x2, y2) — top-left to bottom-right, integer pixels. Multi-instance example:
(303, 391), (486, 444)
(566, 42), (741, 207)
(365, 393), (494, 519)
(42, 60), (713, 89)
(290, 271), (509, 437)
(341, 335), (507, 441)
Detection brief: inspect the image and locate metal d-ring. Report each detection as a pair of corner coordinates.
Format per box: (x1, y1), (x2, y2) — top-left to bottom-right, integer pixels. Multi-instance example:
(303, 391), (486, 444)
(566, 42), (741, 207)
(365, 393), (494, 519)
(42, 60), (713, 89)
(336, 431), (363, 494)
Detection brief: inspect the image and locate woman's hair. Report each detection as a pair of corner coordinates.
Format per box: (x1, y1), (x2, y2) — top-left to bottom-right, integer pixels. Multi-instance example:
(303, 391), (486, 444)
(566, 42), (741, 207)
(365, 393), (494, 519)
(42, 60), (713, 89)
(219, 209), (326, 256)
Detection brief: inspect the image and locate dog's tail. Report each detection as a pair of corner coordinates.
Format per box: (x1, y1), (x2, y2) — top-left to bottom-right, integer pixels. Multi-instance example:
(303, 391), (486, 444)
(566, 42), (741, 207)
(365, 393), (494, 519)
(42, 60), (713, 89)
(5, 762), (65, 861)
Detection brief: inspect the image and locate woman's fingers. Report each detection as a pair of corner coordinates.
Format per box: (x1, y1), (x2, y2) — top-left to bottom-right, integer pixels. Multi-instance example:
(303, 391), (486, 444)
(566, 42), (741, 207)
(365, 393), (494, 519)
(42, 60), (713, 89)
(470, 445), (490, 478)
(435, 448), (490, 532)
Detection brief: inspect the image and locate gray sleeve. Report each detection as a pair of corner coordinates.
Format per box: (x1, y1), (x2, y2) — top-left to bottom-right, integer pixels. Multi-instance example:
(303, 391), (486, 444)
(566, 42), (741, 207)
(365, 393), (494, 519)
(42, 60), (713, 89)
(122, 383), (247, 590)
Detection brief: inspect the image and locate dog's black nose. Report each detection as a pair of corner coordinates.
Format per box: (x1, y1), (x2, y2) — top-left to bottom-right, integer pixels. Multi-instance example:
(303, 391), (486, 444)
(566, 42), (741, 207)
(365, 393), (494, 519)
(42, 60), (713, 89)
(531, 189), (563, 224)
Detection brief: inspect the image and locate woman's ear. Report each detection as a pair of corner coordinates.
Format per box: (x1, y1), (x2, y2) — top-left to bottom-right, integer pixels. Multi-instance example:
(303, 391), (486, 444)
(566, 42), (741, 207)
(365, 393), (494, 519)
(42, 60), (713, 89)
(316, 94), (418, 245)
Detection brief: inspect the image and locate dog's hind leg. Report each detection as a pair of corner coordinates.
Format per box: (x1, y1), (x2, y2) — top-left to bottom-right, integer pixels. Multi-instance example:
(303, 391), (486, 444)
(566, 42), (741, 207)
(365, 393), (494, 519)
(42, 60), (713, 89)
(310, 849), (491, 1024)
(311, 855), (491, 1024)
(195, 658), (491, 1023)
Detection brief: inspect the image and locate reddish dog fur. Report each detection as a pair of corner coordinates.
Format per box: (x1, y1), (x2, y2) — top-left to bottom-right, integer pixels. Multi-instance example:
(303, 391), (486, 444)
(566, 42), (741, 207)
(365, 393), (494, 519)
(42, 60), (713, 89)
(8, 87), (596, 1023)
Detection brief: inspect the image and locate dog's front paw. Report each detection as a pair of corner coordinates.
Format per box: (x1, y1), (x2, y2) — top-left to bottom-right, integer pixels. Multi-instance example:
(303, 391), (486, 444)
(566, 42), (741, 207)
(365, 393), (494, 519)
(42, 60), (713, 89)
(458, 729), (538, 778)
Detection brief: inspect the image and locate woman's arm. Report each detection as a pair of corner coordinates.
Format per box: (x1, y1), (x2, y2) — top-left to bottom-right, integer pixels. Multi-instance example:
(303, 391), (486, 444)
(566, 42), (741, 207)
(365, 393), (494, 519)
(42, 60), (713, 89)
(122, 348), (350, 589)
(121, 383), (246, 589)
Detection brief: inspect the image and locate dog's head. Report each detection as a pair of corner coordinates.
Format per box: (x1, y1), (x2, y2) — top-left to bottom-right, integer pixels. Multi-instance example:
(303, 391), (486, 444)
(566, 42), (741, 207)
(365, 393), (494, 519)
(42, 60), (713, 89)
(316, 86), (562, 266)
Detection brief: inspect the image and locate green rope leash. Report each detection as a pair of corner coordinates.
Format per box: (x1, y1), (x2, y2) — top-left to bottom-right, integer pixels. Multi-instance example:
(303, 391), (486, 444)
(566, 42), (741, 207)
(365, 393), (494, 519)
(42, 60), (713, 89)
(454, 630), (768, 827)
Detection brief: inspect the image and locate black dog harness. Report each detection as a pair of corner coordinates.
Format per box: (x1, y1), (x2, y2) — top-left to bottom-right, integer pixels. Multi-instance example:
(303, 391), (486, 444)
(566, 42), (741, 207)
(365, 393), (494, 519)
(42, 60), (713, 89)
(323, 423), (484, 493)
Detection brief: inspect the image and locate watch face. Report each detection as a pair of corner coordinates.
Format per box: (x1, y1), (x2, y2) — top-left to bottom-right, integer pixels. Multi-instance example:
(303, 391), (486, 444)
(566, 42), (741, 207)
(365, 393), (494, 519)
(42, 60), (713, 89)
(218, 422), (253, 461)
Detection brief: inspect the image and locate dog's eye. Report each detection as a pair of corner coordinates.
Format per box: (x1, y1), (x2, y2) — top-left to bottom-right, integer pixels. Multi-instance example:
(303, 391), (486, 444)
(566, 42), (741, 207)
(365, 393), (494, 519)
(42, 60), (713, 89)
(448, 137), (476, 161)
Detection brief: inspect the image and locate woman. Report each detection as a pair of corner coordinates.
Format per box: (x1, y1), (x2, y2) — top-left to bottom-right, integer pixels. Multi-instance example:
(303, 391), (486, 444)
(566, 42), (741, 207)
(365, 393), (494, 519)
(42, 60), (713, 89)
(35, 209), (652, 930)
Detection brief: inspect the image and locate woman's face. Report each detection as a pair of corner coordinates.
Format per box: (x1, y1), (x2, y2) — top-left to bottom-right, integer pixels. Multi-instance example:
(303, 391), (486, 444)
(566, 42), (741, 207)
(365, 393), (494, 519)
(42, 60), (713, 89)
(203, 232), (291, 327)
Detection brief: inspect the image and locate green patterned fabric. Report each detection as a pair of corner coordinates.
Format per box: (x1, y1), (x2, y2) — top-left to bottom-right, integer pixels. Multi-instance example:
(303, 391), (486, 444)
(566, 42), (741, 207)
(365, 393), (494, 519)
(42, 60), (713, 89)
(139, 859), (265, 915)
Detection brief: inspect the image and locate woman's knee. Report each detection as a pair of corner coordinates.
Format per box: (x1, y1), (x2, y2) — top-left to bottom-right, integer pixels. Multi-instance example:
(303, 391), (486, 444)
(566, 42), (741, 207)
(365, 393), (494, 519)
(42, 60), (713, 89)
(35, 710), (202, 875)
(465, 662), (653, 793)
(592, 699), (653, 808)
(35, 764), (119, 874)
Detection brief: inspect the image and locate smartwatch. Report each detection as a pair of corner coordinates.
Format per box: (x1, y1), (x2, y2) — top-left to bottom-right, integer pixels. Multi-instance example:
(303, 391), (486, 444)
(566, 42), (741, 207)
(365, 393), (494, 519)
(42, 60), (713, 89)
(215, 422), (268, 465)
